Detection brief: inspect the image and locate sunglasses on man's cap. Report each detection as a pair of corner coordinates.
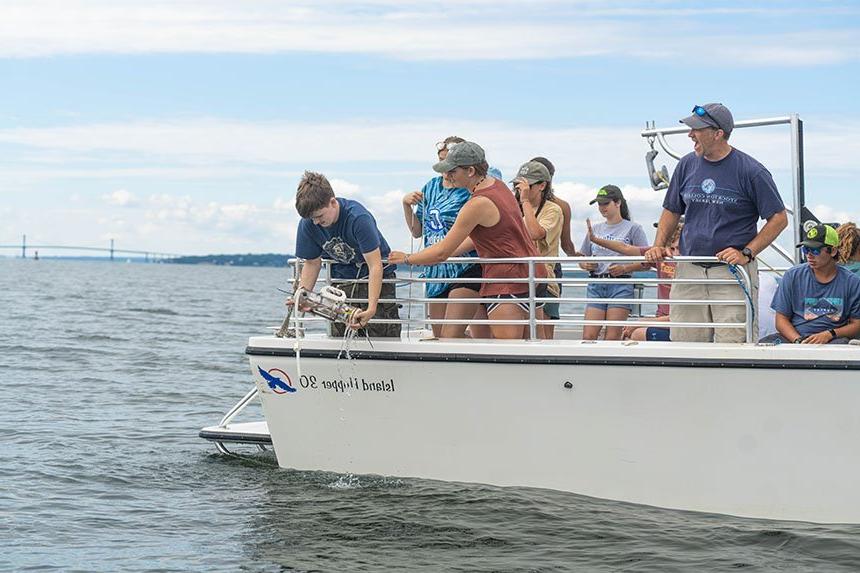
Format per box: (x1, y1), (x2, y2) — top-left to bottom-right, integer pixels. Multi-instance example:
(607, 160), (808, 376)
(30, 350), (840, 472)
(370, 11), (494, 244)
(692, 105), (725, 132)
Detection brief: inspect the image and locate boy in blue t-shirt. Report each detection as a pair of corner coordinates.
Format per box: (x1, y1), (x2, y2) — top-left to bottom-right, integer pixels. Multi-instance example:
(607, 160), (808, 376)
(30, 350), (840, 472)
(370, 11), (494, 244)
(764, 224), (860, 344)
(294, 171), (400, 337)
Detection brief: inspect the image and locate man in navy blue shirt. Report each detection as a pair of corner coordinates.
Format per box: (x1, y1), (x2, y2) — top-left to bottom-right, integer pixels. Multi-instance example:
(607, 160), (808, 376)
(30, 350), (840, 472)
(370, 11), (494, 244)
(763, 224), (860, 344)
(294, 171), (400, 337)
(646, 103), (788, 343)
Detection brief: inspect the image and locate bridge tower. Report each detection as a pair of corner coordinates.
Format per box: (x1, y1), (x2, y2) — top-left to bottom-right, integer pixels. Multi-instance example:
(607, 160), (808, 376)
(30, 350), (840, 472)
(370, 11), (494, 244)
(21, 234), (26, 259)
(110, 238), (114, 262)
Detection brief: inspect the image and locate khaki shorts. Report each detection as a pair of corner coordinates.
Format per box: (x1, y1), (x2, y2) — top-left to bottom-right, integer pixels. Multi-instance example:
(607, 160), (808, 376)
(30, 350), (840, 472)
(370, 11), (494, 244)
(669, 261), (758, 343)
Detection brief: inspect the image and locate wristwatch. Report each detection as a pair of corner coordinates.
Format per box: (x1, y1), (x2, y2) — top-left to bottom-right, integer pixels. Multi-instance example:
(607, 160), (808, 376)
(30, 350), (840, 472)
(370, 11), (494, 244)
(828, 328), (837, 340)
(793, 336), (804, 343)
(741, 247), (755, 262)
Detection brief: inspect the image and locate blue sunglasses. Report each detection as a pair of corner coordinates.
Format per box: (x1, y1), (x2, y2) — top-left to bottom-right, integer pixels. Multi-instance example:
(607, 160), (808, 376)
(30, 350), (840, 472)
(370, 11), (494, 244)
(693, 105), (724, 132)
(801, 246), (825, 257)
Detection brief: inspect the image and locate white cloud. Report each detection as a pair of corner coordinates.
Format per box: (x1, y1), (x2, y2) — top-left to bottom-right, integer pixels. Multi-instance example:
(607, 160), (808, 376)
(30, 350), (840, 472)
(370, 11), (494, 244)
(102, 188), (137, 206)
(329, 178), (362, 198)
(807, 204), (860, 227)
(3, 117), (860, 180)
(0, 1), (857, 65)
(4, 116), (860, 255)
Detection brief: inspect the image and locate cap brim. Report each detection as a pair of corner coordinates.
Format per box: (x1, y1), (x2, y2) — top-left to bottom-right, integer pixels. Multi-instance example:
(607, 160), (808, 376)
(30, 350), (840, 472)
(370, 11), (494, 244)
(432, 158), (457, 173)
(680, 114), (716, 130)
(797, 240), (826, 249)
(589, 198), (612, 205)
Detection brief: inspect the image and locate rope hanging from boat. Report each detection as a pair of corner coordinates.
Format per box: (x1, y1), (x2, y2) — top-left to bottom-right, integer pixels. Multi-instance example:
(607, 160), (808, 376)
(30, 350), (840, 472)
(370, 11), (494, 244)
(728, 263), (756, 326)
(405, 199), (421, 340)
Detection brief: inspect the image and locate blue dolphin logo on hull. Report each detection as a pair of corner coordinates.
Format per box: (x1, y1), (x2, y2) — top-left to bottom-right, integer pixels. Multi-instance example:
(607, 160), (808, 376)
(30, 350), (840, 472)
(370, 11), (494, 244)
(258, 366), (296, 393)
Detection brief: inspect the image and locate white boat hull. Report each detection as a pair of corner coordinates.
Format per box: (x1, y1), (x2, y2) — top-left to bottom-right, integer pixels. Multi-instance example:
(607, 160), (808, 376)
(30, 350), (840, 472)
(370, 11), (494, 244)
(247, 335), (860, 524)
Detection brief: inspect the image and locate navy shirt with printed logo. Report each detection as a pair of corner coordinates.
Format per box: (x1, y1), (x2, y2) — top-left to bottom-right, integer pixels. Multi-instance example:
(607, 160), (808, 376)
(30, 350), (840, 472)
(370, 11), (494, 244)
(295, 198), (395, 280)
(771, 264), (860, 338)
(664, 149), (785, 256)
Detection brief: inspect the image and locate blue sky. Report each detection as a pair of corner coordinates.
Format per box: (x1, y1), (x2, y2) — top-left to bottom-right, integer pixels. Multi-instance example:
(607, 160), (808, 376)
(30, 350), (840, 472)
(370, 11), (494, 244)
(1, 0), (859, 257)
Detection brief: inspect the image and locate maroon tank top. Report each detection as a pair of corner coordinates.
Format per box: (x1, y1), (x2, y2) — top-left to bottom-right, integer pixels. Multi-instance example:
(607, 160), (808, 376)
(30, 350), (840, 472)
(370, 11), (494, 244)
(469, 179), (546, 296)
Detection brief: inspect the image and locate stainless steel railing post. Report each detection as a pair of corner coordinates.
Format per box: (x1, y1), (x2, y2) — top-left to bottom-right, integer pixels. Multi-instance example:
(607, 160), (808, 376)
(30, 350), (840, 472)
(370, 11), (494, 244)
(528, 261), (537, 340)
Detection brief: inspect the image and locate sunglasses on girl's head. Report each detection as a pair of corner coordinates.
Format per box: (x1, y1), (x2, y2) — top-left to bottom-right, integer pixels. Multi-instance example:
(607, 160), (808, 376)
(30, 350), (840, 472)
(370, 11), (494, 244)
(692, 105), (724, 132)
(436, 141), (459, 151)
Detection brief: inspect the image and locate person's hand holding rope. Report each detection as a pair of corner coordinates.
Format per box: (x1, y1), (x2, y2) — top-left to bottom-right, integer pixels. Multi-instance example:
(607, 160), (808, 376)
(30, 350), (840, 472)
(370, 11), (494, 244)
(349, 307), (375, 330)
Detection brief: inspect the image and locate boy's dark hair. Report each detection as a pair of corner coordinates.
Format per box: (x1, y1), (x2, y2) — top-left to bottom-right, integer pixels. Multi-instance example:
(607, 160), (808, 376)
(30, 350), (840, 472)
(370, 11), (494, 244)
(295, 171), (335, 218)
(531, 156), (556, 177)
(530, 156), (555, 200)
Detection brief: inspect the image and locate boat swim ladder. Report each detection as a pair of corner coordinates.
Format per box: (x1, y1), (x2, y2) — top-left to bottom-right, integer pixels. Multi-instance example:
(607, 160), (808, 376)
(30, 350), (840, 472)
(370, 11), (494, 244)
(211, 385), (264, 455)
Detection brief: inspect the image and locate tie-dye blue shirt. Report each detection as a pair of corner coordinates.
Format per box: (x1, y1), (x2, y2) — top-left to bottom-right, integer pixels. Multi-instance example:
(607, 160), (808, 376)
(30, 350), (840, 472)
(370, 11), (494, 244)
(414, 176), (478, 298)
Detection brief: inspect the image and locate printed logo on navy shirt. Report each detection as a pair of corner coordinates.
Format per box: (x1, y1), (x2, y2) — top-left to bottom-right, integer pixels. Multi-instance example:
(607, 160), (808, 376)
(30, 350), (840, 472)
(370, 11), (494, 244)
(701, 178), (716, 194)
(322, 237), (356, 263)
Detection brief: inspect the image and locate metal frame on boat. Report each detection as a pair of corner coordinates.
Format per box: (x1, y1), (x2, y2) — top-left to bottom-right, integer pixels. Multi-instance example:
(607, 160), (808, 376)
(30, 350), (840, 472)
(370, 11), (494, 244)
(201, 114), (860, 524)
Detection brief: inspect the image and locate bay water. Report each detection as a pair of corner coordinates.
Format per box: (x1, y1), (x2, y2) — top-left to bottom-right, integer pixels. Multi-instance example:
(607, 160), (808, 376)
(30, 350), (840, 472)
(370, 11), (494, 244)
(2, 259), (859, 572)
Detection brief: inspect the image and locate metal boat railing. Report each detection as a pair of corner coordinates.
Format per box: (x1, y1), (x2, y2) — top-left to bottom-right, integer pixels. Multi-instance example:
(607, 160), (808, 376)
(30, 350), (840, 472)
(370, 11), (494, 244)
(286, 254), (756, 343)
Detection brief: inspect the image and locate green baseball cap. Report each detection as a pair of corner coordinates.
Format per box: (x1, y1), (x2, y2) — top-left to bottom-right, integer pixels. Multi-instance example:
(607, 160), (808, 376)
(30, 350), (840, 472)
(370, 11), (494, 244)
(589, 185), (623, 205)
(513, 160), (551, 185)
(432, 141), (485, 173)
(797, 224), (839, 249)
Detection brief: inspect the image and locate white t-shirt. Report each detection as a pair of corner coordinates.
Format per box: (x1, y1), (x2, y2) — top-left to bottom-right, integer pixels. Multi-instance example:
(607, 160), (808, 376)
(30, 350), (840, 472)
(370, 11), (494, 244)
(580, 219), (649, 274)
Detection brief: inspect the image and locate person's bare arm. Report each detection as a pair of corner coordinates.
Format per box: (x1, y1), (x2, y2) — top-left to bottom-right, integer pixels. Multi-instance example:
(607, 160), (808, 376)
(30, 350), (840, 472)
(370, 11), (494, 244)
(389, 197), (493, 265)
(453, 237), (476, 256)
(803, 317), (860, 344)
(551, 196), (577, 256)
(587, 218), (641, 256)
(298, 257), (322, 291)
(645, 210), (681, 262)
(717, 210), (789, 264)
(401, 191), (424, 238)
(349, 248), (383, 329)
(292, 257), (323, 311)
(775, 312), (802, 342)
(521, 200), (546, 241)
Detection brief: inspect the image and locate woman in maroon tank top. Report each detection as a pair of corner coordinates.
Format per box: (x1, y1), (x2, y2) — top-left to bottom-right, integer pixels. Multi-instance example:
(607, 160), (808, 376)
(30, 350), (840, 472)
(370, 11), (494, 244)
(389, 141), (547, 339)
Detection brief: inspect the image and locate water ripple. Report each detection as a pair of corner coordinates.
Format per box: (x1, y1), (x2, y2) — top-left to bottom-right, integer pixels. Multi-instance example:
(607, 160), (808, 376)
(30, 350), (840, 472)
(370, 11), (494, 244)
(3, 259), (860, 572)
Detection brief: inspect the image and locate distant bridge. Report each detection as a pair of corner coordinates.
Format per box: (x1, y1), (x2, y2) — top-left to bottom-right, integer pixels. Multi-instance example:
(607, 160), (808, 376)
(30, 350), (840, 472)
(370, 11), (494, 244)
(0, 235), (183, 261)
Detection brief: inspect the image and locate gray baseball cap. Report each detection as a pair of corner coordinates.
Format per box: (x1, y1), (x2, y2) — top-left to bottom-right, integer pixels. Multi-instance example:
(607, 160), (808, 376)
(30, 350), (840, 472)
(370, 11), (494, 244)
(680, 103), (734, 135)
(432, 141), (485, 173)
(513, 160), (551, 185)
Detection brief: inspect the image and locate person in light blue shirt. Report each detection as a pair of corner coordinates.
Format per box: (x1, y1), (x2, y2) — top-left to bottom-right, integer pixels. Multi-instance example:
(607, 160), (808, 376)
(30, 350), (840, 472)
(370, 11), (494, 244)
(764, 224), (860, 344)
(401, 137), (489, 338)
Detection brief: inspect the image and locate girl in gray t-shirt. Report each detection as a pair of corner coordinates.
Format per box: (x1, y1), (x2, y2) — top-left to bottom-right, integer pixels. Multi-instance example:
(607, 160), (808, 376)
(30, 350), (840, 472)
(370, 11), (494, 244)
(579, 185), (649, 340)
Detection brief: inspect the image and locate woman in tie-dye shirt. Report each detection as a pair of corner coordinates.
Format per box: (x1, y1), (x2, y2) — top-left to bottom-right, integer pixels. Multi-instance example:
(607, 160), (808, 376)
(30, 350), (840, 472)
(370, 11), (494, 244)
(401, 137), (490, 338)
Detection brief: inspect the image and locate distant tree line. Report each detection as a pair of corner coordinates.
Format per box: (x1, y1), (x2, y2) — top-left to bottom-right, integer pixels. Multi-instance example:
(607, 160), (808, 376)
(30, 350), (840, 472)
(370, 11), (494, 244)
(167, 253), (292, 267)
